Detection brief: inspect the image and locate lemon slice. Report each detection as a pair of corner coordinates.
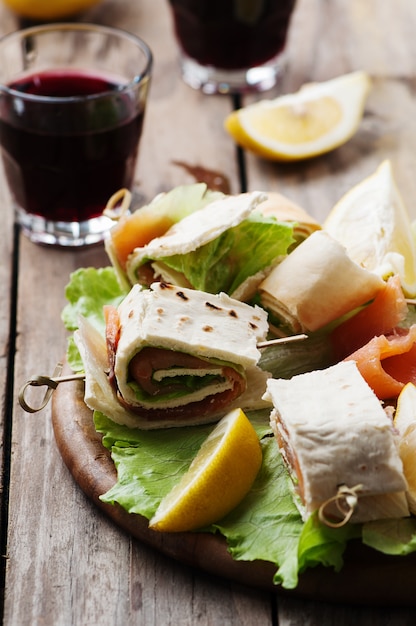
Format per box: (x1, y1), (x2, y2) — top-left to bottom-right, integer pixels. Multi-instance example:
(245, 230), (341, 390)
(324, 160), (416, 297)
(224, 71), (371, 161)
(149, 408), (262, 532)
(394, 383), (416, 514)
(2, 0), (100, 19)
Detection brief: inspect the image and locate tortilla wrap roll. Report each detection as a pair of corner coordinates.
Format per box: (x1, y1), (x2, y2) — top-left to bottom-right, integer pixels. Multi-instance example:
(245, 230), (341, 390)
(264, 361), (409, 524)
(258, 230), (385, 333)
(121, 190), (295, 301)
(256, 191), (321, 243)
(75, 282), (271, 429)
(104, 183), (225, 291)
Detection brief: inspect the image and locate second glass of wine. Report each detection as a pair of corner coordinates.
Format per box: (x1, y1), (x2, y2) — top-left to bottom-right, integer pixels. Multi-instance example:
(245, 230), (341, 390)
(168, 0), (297, 94)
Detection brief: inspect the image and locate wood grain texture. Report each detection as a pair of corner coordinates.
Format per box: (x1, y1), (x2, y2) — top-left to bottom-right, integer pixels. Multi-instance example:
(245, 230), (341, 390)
(2, 1), (271, 624)
(0, 1), (15, 496)
(0, 158), (14, 563)
(243, 0), (416, 223)
(2, 0), (416, 624)
(0, 1), (16, 573)
(83, 0), (240, 199)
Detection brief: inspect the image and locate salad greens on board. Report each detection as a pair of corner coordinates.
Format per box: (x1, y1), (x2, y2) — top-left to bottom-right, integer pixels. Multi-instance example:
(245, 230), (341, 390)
(62, 265), (416, 589)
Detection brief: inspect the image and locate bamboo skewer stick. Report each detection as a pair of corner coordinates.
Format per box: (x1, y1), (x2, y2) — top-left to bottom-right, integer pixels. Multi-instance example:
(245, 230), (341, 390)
(18, 334), (308, 413)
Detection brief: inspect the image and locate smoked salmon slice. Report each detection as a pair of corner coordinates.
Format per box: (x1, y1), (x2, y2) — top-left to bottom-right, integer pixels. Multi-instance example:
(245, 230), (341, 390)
(345, 325), (416, 400)
(331, 275), (408, 360)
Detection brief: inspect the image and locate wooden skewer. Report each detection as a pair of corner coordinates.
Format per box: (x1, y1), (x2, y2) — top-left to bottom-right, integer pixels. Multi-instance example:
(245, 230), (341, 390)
(18, 363), (86, 414)
(19, 334), (308, 413)
(257, 334), (308, 348)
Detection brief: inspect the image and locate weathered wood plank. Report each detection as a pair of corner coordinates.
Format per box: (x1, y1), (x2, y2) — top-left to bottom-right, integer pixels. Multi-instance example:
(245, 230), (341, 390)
(241, 1), (416, 623)
(277, 595), (416, 626)
(243, 0), (416, 223)
(0, 1), (16, 527)
(2, 0), (416, 623)
(2, 0), (271, 624)
(0, 161), (14, 577)
(85, 0), (239, 199)
(0, 0), (17, 559)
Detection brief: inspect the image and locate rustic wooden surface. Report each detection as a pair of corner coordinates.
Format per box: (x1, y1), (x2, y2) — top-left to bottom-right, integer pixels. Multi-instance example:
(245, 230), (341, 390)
(2, 0), (416, 624)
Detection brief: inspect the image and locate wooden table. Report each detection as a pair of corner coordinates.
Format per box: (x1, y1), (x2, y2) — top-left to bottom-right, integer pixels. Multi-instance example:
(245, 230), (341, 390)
(2, 0), (416, 623)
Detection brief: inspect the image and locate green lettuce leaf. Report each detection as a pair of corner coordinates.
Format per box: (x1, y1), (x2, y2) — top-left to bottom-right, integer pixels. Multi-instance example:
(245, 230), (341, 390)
(158, 213), (294, 294)
(121, 183), (225, 286)
(214, 436), (304, 589)
(97, 409), (365, 590)
(96, 410), (306, 589)
(139, 183), (224, 223)
(96, 409), (270, 517)
(97, 411), (214, 519)
(297, 511), (361, 575)
(258, 333), (333, 380)
(62, 266), (127, 334)
(61, 266), (128, 370)
(362, 517), (416, 555)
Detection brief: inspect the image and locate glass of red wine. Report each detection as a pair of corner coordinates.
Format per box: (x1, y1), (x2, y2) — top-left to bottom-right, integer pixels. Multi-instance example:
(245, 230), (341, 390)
(0, 23), (152, 247)
(168, 0), (297, 94)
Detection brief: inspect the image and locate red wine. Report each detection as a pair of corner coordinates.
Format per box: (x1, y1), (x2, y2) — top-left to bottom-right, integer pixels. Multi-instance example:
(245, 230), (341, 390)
(0, 70), (145, 222)
(169, 0), (296, 70)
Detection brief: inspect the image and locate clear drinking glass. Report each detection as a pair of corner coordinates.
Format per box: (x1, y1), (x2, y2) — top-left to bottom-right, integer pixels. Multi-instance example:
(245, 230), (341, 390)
(0, 23), (152, 247)
(168, 0), (296, 94)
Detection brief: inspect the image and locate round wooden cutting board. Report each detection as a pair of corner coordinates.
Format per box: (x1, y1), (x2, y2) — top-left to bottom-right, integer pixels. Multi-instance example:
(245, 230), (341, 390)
(52, 377), (416, 607)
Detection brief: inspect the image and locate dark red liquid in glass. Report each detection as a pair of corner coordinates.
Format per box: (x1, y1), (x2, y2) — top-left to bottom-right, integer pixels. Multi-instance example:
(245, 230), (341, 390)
(169, 0), (296, 70)
(0, 70), (144, 222)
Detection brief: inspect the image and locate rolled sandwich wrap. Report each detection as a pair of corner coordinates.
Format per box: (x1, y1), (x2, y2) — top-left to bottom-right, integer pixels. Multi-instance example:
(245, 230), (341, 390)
(124, 191), (295, 301)
(104, 184), (225, 290)
(264, 361), (409, 523)
(258, 230), (385, 333)
(256, 192), (321, 243)
(231, 192), (321, 302)
(75, 282), (271, 429)
(104, 185), (314, 298)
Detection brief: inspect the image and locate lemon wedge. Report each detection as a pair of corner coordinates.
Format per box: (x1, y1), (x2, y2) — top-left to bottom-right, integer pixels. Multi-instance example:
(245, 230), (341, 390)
(224, 71), (371, 161)
(2, 0), (100, 19)
(324, 160), (416, 297)
(149, 408), (262, 532)
(394, 383), (416, 514)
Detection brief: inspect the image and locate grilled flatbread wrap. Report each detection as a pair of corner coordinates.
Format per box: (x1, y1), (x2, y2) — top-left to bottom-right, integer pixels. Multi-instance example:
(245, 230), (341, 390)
(264, 361), (409, 523)
(258, 230), (385, 333)
(122, 191), (295, 301)
(75, 282), (271, 429)
(230, 192), (321, 302)
(104, 183), (225, 291)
